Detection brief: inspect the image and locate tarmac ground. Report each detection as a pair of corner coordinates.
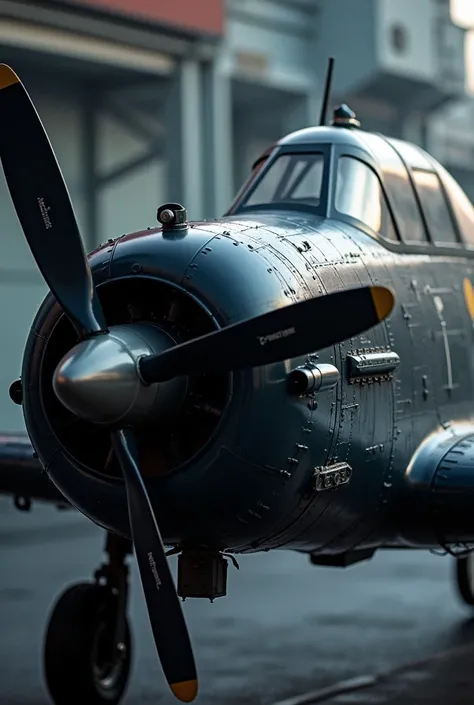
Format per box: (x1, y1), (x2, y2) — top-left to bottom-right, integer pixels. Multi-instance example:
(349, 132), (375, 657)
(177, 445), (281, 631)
(2, 496), (474, 705)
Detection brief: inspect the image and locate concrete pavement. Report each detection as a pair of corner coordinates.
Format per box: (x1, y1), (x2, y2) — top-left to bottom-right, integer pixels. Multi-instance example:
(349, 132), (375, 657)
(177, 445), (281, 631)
(1, 497), (474, 705)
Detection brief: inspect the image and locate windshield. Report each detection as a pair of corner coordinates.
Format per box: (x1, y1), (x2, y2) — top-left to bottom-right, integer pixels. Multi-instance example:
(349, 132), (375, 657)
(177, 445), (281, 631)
(240, 152), (325, 210)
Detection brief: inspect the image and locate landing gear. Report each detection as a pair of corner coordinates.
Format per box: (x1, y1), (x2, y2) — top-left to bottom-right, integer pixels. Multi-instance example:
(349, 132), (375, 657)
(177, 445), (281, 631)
(43, 532), (133, 705)
(455, 553), (474, 607)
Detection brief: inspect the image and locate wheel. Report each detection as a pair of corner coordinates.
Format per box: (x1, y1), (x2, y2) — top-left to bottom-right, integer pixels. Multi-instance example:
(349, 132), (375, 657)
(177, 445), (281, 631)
(455, 553), (474, 606)
(43, 582), (132, 705)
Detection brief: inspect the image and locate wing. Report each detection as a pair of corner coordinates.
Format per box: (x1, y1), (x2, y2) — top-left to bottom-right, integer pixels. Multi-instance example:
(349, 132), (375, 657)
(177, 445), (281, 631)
(0, 432), (69, 508)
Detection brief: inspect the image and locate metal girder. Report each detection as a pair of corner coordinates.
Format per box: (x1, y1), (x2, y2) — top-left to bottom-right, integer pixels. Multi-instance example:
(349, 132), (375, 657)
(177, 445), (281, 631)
(99, 98), (165, 144)
(81, 89), (99, 247)
(96, 140), (163, 188)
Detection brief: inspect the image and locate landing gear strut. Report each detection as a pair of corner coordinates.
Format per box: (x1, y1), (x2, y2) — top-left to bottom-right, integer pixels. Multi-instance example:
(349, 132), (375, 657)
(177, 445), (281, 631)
(455, 552), (474, 607)
(43, 532), (133, 705)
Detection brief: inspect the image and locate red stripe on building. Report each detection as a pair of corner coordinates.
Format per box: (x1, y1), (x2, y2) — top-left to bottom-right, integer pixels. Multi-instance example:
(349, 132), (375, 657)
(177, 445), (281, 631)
(54, 0), (224, 35)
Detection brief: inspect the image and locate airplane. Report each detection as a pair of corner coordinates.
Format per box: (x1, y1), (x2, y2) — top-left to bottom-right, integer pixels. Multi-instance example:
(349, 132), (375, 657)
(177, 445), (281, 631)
(3, 54), (474, 705)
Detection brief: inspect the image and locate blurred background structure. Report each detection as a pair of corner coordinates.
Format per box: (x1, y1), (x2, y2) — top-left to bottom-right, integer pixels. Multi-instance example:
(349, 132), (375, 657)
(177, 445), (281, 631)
(0, 0), (472, 431)
(3, 5), (474, 704)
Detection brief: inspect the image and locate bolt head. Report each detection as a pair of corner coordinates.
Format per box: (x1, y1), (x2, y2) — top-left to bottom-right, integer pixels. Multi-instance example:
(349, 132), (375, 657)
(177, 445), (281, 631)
(159, 209), (175, 224)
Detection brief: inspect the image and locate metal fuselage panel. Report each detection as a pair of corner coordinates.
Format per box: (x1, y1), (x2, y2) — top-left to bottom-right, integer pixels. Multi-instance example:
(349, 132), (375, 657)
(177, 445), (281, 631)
(157, 210), (474, 555)
(106, 212), (474, 553)
(23, 211), (474, 554)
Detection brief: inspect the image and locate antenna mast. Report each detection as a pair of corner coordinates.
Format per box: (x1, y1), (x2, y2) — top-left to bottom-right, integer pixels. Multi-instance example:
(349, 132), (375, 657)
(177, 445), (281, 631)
(319, 56), (335, 126)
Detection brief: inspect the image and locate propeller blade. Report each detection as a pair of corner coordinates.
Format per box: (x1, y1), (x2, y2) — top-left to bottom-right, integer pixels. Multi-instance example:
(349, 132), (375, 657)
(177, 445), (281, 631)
(139, 285), (394, 384)
(0, 64), (106, 337)
(111, 428), (198, 703)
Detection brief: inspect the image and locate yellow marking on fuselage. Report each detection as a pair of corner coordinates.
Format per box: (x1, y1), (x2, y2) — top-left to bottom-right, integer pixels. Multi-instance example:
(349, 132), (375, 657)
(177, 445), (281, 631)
(463, 277), (474, 321)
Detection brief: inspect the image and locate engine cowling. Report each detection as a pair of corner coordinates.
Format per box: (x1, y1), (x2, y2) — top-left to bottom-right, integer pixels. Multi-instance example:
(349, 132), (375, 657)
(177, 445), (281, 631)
(395, 424), (474, 549)
(21, 220), (319, 551)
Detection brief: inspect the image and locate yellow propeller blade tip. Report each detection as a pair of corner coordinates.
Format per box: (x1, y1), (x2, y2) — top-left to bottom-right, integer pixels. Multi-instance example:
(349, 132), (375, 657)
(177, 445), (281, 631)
(170, 679), (198, 702)
(370, 286), (395, 322)
(0, 64), (19, 89)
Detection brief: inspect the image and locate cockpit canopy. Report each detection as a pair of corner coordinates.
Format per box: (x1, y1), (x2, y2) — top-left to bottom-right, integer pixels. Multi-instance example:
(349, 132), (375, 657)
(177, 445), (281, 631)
(228, 121), (474, 251)
(244, 152), (325, 210)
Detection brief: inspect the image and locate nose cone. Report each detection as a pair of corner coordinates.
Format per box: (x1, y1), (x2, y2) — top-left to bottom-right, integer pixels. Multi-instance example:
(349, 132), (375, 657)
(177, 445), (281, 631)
(53, 323), (184, 426)
(53, 334), (143, 424)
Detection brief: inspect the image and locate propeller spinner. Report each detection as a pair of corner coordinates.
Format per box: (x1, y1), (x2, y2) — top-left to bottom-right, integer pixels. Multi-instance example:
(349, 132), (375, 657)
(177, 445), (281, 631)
(0, 64), (395, 702)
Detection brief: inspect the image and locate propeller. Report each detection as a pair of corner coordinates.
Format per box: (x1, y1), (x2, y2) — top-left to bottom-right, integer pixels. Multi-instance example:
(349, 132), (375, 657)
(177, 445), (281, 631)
(0, 65), (106, 338)
(138, 285), (393, 384)
(0, 65), (395, 702)
(0, 64), (198, 702)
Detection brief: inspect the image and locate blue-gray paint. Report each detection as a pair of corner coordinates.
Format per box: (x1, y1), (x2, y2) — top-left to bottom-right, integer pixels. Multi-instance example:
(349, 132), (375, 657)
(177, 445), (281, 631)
(17, 122), (474, 566)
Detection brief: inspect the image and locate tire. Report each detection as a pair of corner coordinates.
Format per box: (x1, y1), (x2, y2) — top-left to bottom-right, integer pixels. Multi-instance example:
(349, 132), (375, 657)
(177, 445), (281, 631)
(43, 582), (132, 705)
(455, 554), (474, 607)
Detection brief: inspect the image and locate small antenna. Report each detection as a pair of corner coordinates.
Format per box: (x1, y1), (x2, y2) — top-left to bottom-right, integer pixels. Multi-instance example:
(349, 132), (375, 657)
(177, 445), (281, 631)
(319, 56), (335, 127)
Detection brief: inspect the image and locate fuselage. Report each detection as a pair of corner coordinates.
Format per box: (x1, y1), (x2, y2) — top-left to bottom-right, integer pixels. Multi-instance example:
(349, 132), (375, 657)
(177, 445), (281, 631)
(21, 211), (474, 556)
(22, 120), (474, 558)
